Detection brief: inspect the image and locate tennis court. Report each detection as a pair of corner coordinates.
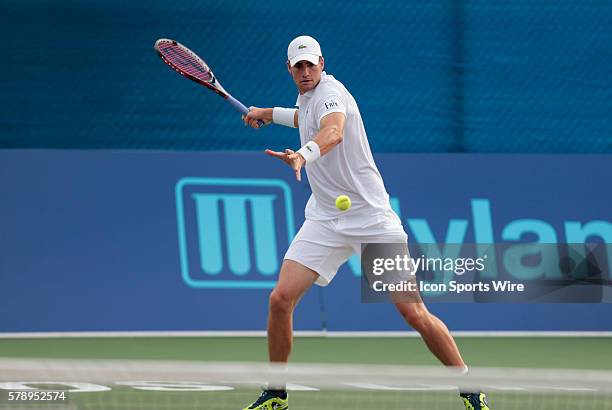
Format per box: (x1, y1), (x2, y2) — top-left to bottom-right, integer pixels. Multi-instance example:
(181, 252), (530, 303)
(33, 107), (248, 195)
(2, 336), (611, 368)
(1, 336), (611, 409)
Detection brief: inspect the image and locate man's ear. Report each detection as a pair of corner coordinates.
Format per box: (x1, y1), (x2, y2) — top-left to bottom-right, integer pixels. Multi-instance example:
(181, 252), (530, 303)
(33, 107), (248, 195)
(320, 56), (325, 70)
(286, 61), (292, 73)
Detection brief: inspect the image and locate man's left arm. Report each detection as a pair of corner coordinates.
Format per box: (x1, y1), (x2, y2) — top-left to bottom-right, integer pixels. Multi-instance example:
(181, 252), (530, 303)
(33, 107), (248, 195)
(311, 112), (346, 155)
(295, 91), (347, 165)
(264, 112), (345, 182)
(264, 95), (346, 182)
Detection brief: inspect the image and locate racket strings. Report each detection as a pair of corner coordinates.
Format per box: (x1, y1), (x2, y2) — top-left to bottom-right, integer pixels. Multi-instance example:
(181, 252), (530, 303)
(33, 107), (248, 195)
(158, 42), (213, 82)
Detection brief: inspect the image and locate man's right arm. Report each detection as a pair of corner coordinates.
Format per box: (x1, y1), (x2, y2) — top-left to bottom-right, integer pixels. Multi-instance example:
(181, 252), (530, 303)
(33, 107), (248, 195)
(243, 107), (298, 128)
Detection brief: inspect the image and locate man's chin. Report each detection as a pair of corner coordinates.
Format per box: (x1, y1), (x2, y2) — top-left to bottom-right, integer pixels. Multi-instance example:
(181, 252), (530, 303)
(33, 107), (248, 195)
(299, 83), (314, 93)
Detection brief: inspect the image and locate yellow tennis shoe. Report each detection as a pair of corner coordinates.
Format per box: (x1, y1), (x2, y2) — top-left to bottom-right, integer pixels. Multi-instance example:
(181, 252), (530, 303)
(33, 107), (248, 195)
(243, 390), (288, 410)
(460, 392), (491, 410)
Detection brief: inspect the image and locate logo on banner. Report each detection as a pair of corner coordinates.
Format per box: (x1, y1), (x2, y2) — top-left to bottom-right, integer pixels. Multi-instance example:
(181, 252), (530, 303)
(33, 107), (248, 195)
(176, 177), (295, 289)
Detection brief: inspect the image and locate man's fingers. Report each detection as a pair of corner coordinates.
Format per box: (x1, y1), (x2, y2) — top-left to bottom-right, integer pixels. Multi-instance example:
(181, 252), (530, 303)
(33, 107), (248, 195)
(295, 160), (303, 182)
(245, 116), (257, 128)
(245, 107), (261, 129)
(265, 149), (302, 180)
(243, 113), (258, 128)
(265, 149), (285, 158)
(291, 156), (303, 182)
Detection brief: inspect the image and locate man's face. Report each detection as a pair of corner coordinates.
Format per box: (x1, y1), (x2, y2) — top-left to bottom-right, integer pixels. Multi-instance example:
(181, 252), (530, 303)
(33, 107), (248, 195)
(287, 57), (324, 94)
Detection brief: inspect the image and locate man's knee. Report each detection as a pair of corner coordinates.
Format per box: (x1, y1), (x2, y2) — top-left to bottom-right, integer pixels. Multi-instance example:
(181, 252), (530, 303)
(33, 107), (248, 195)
(269, 288), (296, 315)
(268, 260), (318, 315)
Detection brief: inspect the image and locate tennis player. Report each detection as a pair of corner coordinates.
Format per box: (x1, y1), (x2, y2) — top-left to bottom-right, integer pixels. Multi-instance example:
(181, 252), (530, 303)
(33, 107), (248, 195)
(242, 35), (490, 410)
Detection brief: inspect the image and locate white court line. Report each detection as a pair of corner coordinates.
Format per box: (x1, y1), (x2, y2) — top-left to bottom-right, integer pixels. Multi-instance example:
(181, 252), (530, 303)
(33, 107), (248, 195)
(0, 331), (611, 339)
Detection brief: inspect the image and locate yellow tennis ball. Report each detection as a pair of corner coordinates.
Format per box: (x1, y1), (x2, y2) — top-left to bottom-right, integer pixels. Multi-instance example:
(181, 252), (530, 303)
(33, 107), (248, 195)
(335, 195), (351, 211)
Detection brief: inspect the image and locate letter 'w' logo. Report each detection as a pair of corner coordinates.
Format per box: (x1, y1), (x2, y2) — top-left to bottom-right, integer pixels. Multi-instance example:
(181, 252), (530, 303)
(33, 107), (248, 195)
(176, 178), (295, 289)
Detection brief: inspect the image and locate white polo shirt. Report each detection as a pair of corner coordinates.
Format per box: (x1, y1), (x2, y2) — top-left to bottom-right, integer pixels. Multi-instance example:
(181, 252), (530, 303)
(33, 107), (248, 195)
(296, 72), (392, 221)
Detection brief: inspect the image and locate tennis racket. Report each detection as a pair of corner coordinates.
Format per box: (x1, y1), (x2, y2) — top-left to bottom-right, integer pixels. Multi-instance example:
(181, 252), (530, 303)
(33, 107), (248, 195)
(154, 38), (264, 127)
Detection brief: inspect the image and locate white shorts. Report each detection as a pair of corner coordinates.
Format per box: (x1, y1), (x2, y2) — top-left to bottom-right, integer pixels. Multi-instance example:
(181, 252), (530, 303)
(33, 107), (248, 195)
(284, 210), (408, 286)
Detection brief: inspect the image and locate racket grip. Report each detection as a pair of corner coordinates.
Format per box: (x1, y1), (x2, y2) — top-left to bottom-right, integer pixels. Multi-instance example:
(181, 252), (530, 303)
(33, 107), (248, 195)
(227, 95), (265, 128)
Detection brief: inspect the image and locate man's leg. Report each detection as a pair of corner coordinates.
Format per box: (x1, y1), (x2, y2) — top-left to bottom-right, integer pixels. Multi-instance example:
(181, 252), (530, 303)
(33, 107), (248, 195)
(243, 260), (318, 409)
(395, 301), (491, 408)
(268, 259), (319, 363)
(395, 301), (465, 367)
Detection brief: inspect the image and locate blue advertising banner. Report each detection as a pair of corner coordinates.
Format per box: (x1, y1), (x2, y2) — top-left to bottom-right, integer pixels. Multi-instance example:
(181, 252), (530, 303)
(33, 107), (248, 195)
(1, 151), (611, 332)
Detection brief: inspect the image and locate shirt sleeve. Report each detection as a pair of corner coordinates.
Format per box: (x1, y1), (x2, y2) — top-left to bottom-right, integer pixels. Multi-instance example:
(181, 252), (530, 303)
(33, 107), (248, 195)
(315, 93), (346, 127)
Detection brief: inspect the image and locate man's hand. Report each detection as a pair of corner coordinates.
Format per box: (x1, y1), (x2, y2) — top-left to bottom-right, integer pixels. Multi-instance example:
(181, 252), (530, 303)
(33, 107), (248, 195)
(242, 107), (272, 129)
(265, 149), (306, 181)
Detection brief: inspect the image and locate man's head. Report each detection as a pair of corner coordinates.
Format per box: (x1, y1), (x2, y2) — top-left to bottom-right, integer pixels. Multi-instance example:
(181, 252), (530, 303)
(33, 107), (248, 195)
(286, 35), (324, 94)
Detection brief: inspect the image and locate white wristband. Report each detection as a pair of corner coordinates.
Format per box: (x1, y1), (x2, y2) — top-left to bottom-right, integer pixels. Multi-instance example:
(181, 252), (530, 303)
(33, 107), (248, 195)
(297, 141), (321, 164)
(272, 107), (297, 128)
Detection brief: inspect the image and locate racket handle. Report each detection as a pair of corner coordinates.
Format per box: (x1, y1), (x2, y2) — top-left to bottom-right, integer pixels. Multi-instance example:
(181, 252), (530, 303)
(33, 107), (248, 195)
(227, 95), (265, 128)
